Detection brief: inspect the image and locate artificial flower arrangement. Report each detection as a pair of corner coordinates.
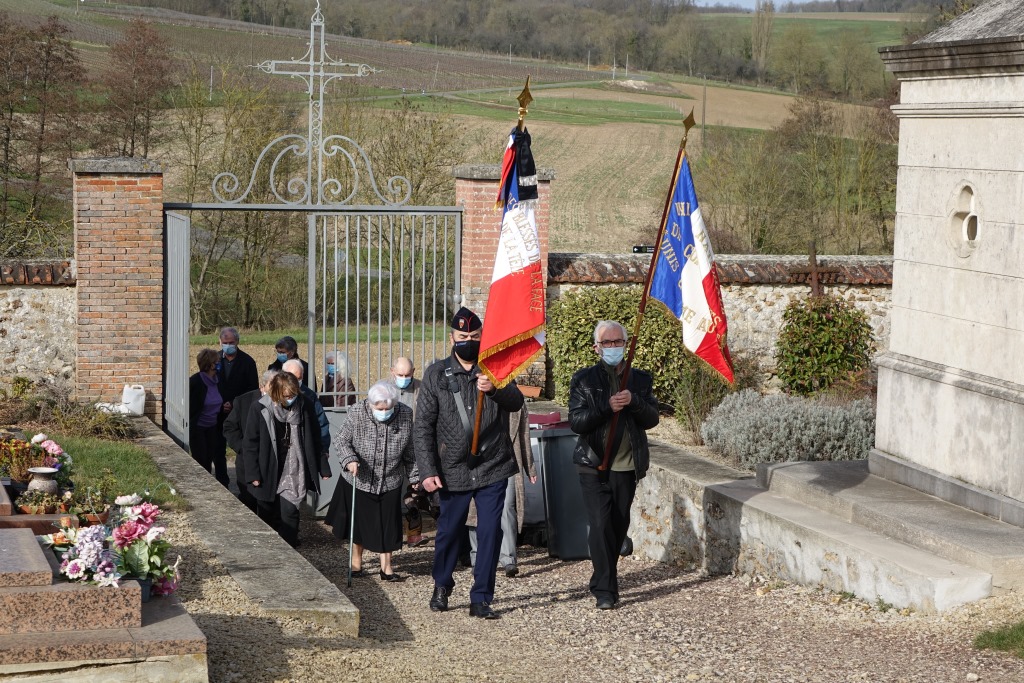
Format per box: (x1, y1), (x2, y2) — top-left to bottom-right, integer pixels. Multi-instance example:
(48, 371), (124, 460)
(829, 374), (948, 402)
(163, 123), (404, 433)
(0, 433), (74, 488)
(39, 489), (181, 596)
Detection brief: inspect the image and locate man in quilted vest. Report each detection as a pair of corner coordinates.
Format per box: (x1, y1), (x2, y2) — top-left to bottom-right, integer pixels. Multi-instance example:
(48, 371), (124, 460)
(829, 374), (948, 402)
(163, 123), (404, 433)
(414, 307), (524, 620)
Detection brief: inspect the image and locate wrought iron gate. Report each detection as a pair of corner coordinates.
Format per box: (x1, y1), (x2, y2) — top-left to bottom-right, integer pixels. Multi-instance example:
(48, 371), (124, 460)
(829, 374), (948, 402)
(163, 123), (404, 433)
(160, 0), (464, 441)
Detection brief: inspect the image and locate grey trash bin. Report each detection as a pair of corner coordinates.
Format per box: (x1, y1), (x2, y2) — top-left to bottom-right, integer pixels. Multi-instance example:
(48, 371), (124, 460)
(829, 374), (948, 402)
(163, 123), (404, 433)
(305, 410), (349, 518)
(535, 426), (590, 560)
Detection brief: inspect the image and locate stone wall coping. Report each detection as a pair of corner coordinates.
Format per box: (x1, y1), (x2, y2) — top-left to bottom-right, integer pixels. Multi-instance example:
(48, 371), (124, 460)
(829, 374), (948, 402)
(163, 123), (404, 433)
(453, 163), (556, 181)
(68, 158), (164, 175)
(880, 36), (1024, 77)
(548, 252), (893, 286)
(0, 261), (76, 286)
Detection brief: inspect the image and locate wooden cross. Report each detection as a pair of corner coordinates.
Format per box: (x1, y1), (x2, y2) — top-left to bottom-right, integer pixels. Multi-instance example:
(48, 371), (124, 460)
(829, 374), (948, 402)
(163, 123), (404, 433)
(788, 241), (839, 296)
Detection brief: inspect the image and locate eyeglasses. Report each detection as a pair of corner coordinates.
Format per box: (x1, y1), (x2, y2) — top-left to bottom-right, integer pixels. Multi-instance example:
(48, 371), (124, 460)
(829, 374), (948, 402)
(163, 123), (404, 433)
(597, 339), (626, 348)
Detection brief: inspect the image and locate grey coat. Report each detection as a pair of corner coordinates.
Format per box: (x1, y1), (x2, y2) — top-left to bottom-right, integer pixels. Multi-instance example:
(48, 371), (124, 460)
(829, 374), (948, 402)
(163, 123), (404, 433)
(334, 400), (417, 495)
(414, 353), (524, 492)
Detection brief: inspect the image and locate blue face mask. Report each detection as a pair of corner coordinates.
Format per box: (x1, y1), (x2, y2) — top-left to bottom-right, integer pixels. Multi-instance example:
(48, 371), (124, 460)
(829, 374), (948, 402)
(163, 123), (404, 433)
(326, 364), (336, 376)
(395, 376), (412, 389)
(276, 352), (289, 363)
(283, 396), (297, 407)
(602, 347), (625, 366)
(221, 344), (237, 356)
(372, 408), (394, 422)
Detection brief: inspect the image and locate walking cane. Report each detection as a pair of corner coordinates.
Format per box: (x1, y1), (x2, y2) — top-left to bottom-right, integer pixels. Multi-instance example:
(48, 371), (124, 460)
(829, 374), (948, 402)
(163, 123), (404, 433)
(346, 465), (358, 588)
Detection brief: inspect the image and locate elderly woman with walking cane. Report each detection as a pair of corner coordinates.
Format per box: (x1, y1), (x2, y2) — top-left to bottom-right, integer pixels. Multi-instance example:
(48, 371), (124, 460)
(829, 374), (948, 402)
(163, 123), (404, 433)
(326, 380), (417, 582)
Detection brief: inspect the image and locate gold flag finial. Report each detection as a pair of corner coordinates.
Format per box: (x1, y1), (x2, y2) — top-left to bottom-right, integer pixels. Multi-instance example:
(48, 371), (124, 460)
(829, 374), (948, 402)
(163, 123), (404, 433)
(680, 109), (697, 150)
(517, 76), (533, 131)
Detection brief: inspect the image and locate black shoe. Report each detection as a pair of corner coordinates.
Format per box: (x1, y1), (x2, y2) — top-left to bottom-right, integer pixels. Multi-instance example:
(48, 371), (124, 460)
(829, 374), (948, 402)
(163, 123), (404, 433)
(504, 564), (519, 578)
(429, 585), (450, 612)
(596, 597), (615, 610)
(380, 570), (405, 582)
(469, 602), (500, 619)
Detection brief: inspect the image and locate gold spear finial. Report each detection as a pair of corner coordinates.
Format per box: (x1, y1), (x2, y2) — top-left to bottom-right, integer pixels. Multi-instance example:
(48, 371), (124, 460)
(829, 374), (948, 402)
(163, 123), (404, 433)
(680, 109), (697, 151)
(517, 76), (533, 131)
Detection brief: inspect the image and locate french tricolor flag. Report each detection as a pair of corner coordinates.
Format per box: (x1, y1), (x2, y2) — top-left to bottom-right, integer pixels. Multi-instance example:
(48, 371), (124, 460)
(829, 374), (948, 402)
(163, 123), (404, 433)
(478, 126), (545, 388)
(649, 155), (734, 383)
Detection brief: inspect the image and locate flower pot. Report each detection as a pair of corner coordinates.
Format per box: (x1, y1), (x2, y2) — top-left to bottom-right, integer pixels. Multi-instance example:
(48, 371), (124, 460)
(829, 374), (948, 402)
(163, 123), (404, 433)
(136, 578), (153, 603)
(42, 504), (57, 514)
(80, 510), (110, 526)
(17, 504), (38, 515)
(27, 467), (59, 495)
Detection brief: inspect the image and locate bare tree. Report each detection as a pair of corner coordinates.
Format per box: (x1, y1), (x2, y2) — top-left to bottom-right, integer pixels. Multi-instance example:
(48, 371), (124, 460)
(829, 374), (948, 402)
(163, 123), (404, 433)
(102, 20), (174, 158)
(751, 0), (775, 84)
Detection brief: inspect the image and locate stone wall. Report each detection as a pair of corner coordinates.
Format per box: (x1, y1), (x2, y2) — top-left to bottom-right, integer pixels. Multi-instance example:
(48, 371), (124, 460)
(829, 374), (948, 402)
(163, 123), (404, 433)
(548, 253), (893, 375)
(0, 263), (77, 384)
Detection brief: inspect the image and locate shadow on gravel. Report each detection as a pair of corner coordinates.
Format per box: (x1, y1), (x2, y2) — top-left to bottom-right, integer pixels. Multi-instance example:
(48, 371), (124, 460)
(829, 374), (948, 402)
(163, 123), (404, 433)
(297, 515), (417, 643)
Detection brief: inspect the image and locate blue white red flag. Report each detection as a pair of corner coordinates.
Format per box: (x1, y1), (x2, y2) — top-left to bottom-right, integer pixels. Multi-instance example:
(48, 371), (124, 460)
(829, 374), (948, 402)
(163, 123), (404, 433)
(649, 155), (734, 383)
(478, 126), (545, 387)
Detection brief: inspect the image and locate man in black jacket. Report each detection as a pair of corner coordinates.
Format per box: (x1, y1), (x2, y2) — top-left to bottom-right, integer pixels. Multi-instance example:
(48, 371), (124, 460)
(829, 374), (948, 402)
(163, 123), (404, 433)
(415, 307), (524, 620)
(216, 327), (260, 483)
(569, 320), (659, 610)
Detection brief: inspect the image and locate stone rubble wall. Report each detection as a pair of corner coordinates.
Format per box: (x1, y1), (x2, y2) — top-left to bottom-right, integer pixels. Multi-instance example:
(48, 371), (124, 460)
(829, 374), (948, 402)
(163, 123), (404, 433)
(0, 276), (76, 386)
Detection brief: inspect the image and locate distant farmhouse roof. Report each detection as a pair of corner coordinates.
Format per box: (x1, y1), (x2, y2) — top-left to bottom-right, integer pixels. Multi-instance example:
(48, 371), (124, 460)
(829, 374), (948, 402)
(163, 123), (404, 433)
(880, 0), (1024, 76)
(918, 0), (1024, 44)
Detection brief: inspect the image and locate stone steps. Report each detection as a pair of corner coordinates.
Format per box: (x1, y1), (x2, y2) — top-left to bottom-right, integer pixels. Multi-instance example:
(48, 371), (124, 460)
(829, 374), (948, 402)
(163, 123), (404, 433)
(757, 460), (1024, 592)
(704, 478), (992, 613)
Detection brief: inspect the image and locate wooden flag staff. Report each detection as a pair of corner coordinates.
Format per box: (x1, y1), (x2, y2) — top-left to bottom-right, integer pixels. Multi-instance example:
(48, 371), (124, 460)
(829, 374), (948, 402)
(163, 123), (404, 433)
(471, 78), (533, 456)
(597, 110), (697, 474)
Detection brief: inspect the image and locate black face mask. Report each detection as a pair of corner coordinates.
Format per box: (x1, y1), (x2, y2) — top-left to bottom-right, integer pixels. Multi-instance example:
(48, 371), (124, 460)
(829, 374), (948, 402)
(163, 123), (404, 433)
(453, 339), (480, 363)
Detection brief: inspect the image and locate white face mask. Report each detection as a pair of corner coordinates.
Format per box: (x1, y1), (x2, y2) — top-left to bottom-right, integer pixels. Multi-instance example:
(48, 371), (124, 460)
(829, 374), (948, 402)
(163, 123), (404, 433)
(372, 408), (394, 422)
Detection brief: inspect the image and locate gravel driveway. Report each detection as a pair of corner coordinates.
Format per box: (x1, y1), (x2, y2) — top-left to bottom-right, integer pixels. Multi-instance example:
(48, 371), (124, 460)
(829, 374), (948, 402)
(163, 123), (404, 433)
(166, 508), (1024, 683)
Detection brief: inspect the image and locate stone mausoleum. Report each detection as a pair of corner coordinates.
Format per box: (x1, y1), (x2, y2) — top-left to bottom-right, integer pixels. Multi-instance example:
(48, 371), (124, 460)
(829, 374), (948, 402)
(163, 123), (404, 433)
(875, 0), (1024, 520)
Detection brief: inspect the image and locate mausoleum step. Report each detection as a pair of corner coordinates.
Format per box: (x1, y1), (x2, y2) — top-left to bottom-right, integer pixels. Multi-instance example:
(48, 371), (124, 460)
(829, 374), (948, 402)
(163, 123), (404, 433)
(0, 596), (207, 681)
(756, 460), (1024, 591)
(0, 528), (53, 588)
(705, 479), (992, 613)
(0, 580), (142, 635)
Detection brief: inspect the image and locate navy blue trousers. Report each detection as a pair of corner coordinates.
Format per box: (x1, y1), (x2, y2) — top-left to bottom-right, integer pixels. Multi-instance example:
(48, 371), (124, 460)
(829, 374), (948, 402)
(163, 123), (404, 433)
(432, 479), (506, 604)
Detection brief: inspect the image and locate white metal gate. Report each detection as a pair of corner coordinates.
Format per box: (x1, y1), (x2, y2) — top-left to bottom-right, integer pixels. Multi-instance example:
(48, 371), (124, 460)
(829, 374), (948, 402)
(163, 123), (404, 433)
(164, 212), (191, 447)
(309, 210), (461, 406)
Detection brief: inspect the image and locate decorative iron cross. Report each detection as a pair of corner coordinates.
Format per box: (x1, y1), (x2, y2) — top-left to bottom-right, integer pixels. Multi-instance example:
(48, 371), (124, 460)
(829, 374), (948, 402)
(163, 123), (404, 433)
(788, 241), (839, 296)
(252, 1), (375, 205)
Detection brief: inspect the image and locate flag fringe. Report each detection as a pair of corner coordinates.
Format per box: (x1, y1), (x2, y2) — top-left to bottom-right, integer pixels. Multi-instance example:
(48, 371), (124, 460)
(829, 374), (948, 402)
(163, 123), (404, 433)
(478, 324), (545, 387)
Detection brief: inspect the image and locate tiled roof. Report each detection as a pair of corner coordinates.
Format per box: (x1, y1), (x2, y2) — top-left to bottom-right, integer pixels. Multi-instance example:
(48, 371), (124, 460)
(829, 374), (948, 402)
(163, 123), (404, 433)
(548, 253), (893, 286)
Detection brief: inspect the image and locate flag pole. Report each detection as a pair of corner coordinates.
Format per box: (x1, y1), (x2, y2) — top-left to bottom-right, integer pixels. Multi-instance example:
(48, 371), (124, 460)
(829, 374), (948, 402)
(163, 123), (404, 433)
(598, 110), (697, 473)
(472, 77), (533, 456)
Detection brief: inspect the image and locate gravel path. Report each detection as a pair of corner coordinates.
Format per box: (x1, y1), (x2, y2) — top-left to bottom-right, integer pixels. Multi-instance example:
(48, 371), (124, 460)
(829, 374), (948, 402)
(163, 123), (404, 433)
(165, 508), (1024, 683)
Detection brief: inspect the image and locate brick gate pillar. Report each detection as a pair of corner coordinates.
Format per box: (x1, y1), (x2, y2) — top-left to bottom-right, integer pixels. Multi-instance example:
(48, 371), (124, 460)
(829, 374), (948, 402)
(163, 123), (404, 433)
(453, 164), (554, 391)
(69, 159), (165, 420)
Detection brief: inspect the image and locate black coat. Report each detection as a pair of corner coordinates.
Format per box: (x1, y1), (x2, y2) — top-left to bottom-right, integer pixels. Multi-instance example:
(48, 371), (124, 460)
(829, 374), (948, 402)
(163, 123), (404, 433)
(223, 388), (261, 485)
(241, 394), (331, 502)
(568, 362), (659, 480)
(268, 357), (311, 389)
(414, 353), (524, 492)
(217, 349), (260, 406)
(188, 372), (221, 425)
